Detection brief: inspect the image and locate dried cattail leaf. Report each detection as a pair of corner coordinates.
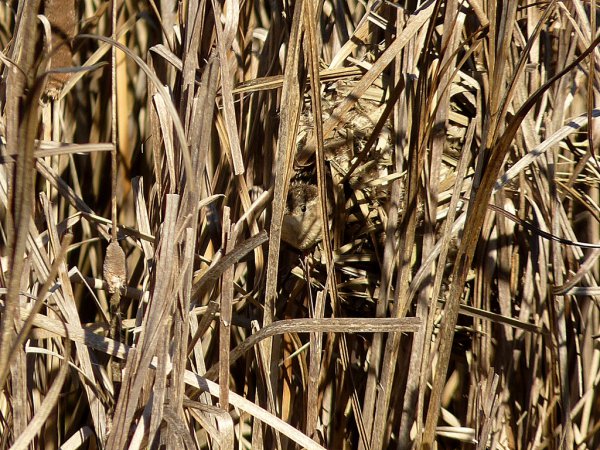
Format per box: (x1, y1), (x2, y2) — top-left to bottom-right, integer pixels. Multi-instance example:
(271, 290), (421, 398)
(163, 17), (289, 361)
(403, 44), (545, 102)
(103, 241), (126, 294)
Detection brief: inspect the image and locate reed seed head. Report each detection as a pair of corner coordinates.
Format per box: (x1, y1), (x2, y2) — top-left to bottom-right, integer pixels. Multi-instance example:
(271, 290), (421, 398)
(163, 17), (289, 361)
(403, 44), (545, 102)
(103, 241), (126, 294)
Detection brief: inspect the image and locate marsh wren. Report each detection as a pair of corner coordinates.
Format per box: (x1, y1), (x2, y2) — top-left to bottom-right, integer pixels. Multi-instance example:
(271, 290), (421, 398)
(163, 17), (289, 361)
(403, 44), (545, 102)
(281, 182), (328, 250)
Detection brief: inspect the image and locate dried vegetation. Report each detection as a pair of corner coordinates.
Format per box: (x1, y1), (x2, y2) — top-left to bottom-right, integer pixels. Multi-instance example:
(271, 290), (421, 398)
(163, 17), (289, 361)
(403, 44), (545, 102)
(1, 0), (600, 449)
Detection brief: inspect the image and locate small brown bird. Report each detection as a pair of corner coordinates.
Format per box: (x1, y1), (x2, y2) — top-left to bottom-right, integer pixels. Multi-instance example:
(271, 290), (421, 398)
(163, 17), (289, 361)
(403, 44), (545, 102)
(281, 182), (327, 250)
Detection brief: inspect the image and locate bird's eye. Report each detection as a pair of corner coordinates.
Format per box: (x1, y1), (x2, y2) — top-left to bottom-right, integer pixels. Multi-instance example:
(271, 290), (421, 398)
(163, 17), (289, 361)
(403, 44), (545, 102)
(300, 204), (306, 213)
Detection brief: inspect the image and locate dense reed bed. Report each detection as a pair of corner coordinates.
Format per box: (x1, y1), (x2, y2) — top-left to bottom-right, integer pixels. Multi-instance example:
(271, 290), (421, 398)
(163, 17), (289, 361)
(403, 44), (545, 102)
(1, 1), (600, 449)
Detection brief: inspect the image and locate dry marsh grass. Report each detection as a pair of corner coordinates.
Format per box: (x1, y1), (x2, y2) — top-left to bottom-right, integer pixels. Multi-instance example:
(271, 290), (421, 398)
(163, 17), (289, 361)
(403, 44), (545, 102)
(1, 0), (600, 449)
